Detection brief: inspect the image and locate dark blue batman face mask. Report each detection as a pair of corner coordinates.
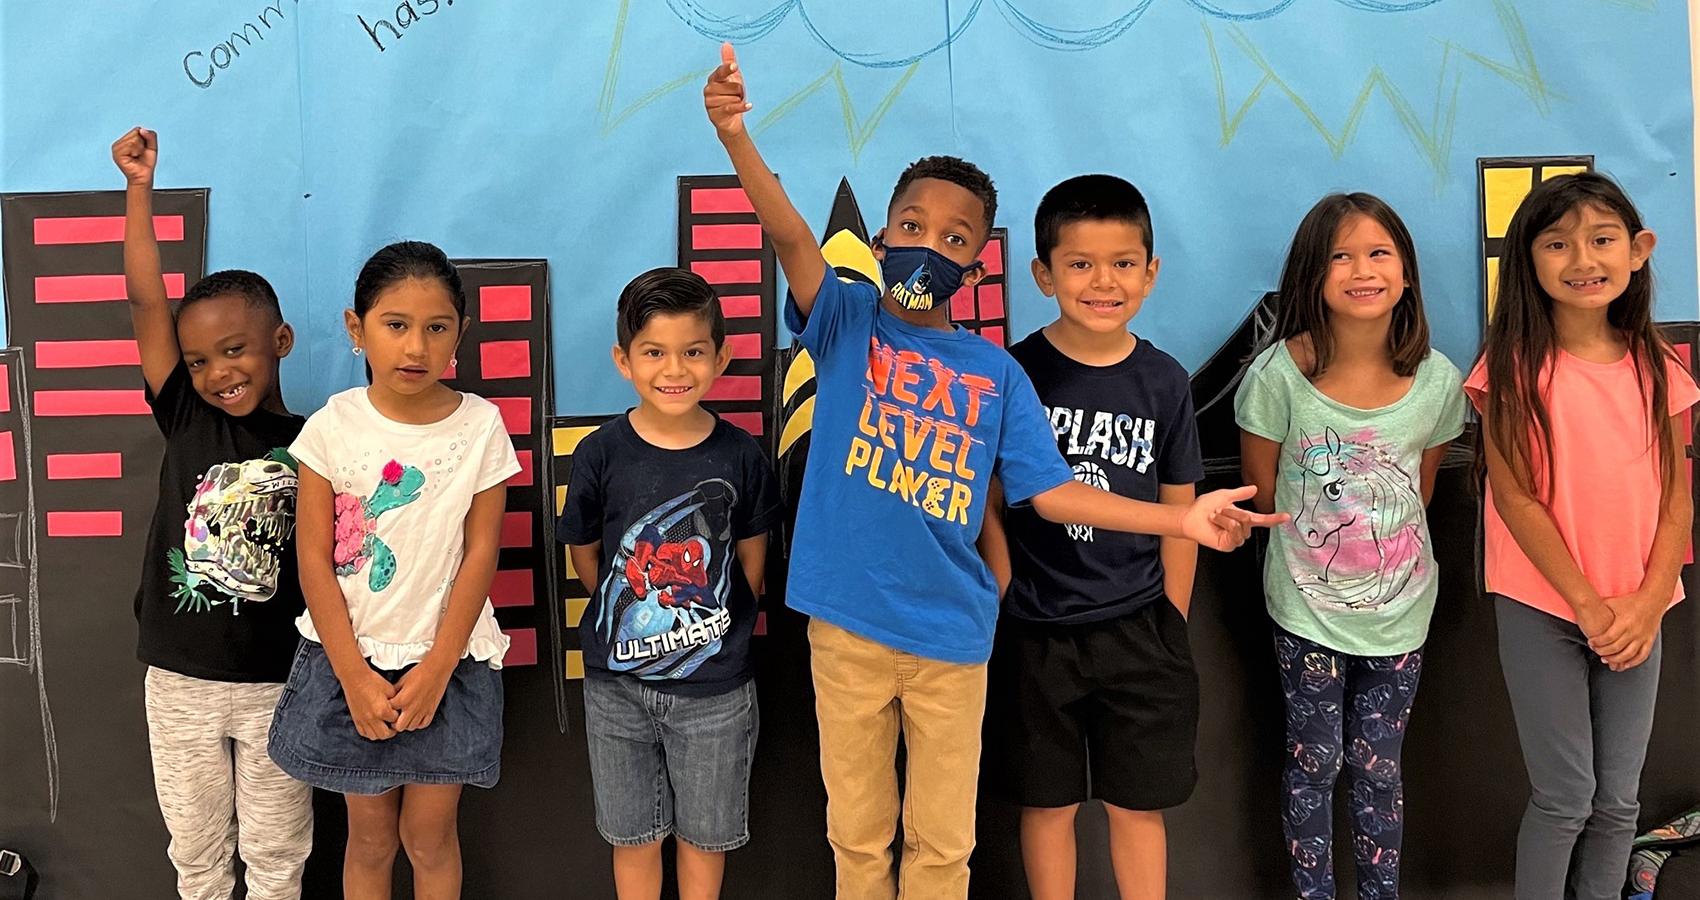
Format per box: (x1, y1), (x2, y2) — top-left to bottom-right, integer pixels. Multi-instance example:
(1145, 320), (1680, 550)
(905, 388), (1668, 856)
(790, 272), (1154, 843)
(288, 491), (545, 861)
(875, 240), (982, 311)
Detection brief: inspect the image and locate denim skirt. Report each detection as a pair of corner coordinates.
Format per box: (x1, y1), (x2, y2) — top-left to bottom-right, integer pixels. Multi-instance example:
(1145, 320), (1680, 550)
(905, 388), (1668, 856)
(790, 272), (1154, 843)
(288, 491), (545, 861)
(267, 640), (503, 795)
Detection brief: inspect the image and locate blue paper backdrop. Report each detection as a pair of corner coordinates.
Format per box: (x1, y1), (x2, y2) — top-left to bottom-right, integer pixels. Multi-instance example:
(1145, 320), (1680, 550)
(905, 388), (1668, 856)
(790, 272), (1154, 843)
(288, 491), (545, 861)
(1, 0), (1693, 415)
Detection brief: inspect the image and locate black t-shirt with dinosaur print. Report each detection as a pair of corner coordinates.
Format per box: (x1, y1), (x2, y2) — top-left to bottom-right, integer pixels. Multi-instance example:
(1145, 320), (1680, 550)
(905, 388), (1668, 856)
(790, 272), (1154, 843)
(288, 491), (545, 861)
(135, 363), (306, 682)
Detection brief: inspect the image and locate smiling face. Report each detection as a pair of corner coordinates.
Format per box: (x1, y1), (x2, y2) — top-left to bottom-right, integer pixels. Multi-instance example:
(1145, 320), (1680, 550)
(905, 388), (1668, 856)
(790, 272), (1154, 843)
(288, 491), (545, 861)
(1034, 218), (1159, 336)
(1531, 202), (1655, 314)
(613, 310), (729, 418)
(1321, 213), (1407, 326)
(175, 294), (292, 415)
(346, 277), (465, 398)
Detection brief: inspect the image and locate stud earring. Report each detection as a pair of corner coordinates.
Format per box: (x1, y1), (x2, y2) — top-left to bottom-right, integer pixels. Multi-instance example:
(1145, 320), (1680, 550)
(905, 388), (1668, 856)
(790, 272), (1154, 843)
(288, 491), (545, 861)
(352, 346), (363, 356)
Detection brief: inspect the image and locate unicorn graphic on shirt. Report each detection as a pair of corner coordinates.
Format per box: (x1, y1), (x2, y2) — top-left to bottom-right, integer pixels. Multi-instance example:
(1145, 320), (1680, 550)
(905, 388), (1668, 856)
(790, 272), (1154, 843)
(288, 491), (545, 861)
(1289, 427), (1422, 611)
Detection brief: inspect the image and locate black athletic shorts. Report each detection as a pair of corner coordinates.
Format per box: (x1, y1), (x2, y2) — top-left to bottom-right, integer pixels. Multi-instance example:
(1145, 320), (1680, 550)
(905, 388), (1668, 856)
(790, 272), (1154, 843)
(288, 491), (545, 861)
(982, 599), (1199, 811)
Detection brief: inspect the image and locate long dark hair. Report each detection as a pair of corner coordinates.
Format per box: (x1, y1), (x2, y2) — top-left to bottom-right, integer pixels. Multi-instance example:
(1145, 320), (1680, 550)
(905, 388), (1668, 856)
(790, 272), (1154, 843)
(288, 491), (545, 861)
(1270, 193), (1431, 379)
(1479, 172), (1675, 499)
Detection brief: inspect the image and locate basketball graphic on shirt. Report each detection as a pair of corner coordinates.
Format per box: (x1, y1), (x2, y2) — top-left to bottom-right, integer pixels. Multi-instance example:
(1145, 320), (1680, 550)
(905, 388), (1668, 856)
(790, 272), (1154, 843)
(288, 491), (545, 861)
(1066, 460), (1109, 542)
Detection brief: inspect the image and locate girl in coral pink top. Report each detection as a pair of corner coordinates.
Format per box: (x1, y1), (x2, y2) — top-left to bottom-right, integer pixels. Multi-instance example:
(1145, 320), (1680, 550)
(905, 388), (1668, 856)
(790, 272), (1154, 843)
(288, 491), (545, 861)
(1467, 172), (1698, 900)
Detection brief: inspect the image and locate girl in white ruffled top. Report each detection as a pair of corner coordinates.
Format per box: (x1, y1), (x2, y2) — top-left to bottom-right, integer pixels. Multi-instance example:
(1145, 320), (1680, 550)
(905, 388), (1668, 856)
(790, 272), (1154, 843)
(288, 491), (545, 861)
(267, 240), (519, 900)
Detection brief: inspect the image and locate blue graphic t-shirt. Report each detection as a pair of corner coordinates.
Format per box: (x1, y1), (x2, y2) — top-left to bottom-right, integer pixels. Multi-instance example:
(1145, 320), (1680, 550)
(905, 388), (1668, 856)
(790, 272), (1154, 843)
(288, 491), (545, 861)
(558, 414), (780, 696)
(785, 270), (1072, 664)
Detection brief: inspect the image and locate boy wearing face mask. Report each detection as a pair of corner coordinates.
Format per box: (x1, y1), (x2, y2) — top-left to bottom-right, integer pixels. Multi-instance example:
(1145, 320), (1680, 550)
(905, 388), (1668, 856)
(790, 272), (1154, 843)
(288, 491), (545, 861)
(704, 43), (1278, 900)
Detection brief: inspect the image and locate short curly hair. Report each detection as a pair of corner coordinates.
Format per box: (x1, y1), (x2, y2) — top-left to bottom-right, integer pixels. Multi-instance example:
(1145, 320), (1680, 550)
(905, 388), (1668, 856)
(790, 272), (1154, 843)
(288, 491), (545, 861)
(888, 155), (997, 238)
(179, 270), (282, 326)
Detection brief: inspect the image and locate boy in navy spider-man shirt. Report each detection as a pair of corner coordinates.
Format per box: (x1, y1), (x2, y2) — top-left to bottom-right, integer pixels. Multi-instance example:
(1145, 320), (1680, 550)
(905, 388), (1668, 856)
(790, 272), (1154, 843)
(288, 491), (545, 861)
(559, 267), (780, 900)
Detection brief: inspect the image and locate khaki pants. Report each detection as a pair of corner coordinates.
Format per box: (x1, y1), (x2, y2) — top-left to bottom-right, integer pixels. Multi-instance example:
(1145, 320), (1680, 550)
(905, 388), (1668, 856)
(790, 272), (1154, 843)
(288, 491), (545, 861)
(809, 618), (988, 900)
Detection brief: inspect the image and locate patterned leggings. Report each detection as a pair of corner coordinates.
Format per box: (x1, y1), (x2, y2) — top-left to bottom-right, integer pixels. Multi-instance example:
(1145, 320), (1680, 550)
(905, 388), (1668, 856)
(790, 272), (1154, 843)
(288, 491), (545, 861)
(1276, 627), (1423, 900)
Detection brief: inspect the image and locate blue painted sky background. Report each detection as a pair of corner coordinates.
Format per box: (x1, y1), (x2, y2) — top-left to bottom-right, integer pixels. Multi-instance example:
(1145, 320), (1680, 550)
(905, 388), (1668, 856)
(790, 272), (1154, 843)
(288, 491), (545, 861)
(0, 0), (1692, 413)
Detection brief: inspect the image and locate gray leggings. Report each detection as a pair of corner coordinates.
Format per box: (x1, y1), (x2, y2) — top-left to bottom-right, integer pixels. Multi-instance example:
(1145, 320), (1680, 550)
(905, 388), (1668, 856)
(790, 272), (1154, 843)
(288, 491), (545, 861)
(1495, 596), (1662, 900)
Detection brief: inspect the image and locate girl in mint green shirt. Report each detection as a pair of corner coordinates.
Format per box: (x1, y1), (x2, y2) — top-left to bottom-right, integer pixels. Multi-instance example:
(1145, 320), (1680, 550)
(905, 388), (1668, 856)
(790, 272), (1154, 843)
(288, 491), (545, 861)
(1235, 193), (1464, 900)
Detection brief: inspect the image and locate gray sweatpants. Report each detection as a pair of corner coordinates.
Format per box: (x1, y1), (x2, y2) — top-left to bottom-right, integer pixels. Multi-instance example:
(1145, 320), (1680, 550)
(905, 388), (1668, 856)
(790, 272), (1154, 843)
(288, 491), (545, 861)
(144, 667), (313, 900)
(1495, 596), (1662, 900)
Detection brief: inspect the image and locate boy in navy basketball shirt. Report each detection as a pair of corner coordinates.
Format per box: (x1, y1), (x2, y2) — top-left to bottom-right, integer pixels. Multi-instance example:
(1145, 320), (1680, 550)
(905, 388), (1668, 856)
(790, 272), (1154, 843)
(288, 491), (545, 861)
(987, 175), (1202, 900)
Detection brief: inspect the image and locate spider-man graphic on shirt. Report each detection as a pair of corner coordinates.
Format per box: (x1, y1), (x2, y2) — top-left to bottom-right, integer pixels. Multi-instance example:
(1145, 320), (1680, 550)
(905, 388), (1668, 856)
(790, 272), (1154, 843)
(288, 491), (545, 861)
(595, 479), (738, 680)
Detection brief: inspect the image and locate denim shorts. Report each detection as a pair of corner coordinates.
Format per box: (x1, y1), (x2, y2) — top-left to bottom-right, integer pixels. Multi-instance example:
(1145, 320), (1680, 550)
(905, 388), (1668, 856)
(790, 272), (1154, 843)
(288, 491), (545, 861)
(582, 675), (758, 851)
(266, 640), (504, 796)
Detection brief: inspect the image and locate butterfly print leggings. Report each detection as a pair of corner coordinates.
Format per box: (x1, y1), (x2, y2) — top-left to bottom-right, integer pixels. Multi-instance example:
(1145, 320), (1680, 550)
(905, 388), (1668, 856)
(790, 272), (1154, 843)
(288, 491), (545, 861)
(1275, 627), (1423, 900)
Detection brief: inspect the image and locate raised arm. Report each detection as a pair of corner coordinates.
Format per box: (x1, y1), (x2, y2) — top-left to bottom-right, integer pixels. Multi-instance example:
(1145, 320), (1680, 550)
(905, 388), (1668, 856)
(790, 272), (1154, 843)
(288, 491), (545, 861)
(704, 43), (827, 313)
(111, 127), (180, 395)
